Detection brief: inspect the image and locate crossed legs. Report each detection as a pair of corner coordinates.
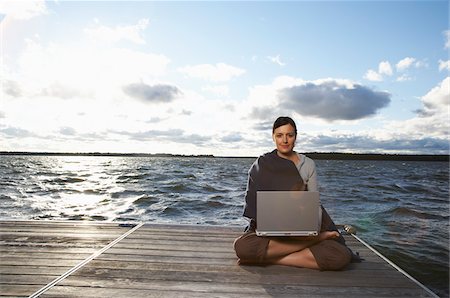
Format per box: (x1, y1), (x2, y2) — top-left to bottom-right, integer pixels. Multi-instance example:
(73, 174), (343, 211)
(264, 231), (339, 269)
(234, 230), (350, 270)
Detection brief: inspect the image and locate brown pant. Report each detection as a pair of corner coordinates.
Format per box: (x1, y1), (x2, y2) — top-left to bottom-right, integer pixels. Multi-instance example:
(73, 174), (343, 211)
(233, 232), (351, 271)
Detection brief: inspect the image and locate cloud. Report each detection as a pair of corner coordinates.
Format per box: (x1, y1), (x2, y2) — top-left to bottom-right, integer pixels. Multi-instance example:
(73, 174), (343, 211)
(220, 133), (243, 143)
(178, 63), (245, 82)
(378, 61), (393, 76)
(250, 106), (277, 120)
(444, 30), (450, 49)
(252, 121), (274, 132)
(438, 60), (450, 72)
(41, 82), (84, 99)
(305, 134), (449, 154)
(180, 110), (192, 116)
(364, 61), (392, 81)
(0, 35), (172, 141)
(112, 129), (211, 145)
(116, 129), (183, 139)
(396, 57), (416, 71)
(59, 127), (77, 136)
(202, 85), (229, 97)
(418, 77), (450, 115)
(145, 117), (166, 124)
(2, 80), (22, 97)
(277, 79), (391, 121)
(123, 82), (182, 103)
(267, 55), (286, 66)
(383, 77), (449, 143)
(396, 74), (412, 82)
(0, 0), (47, 21)
(84, 18), (149, 44)
(0, 126), (35, 138)
(10, 37), (171, 100)
(365, 58), (426, 82)
(364, 69), (382, 82)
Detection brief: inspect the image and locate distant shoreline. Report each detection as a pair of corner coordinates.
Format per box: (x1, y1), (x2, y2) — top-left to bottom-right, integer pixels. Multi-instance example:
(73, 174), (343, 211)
(0, 151), (448, 162)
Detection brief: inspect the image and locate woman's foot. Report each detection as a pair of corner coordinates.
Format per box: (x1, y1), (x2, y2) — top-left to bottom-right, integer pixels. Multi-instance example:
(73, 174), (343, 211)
(318, 231), (339, 241)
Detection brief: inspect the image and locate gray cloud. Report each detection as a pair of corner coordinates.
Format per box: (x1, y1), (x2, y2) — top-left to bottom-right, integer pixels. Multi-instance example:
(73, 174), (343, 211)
(123, 82), (181, 103)
(112, 129), (211, 146)
(252, 120), (274, 131)
(145, 117), (167, 124)
(220, 133), (243, 143)
(302, 134), (449, 154)
(180, 109), (192, 116)
(59, 127), (77, 136)
(0, 126), (35, 138)
(3, 80), (22, 97)
(0, 126), (87, 141)
(124, 129), (184, 139)
(278, 81), (391, 121)
(42, 83), (82, 99)
(250, 106), (279, 121)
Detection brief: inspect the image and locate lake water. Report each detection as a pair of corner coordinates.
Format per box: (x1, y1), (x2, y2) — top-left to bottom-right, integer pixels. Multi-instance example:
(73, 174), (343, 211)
(0, 155), (448, 297)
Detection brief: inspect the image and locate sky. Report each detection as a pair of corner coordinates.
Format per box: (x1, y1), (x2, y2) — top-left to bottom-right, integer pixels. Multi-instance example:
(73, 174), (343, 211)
(0, 0), (449, 156)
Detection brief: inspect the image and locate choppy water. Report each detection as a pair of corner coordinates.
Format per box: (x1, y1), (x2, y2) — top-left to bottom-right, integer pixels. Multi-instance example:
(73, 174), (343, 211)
(0, 155), (448, 297)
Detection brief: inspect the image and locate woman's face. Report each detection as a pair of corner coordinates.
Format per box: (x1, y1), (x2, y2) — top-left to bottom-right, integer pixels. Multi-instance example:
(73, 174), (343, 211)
(273, 124), (296, 155)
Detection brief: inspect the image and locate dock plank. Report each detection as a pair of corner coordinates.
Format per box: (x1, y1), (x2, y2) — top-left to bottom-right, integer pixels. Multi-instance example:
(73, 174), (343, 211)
(0, 220), (131, 297)
(0, 221), (436, 297)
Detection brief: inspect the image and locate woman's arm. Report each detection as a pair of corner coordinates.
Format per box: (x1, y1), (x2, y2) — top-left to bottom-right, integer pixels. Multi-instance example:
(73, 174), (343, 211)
(300, 156), (318, 191)
(243, 160), (259, 220)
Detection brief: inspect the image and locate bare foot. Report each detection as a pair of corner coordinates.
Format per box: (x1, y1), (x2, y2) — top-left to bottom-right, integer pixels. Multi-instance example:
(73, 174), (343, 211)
(318, 231), (339, 241)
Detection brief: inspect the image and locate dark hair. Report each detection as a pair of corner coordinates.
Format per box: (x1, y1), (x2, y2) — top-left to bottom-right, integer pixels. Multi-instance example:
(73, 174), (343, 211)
(272, 116), (297, 135)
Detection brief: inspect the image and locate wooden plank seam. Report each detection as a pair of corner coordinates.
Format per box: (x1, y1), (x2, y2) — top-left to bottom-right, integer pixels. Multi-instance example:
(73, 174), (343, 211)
(350, 233), (438, 298)
(27, 222), (145, 298)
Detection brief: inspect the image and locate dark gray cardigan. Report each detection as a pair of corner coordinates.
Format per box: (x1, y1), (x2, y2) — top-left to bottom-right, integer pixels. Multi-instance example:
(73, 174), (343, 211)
(242, 149), (346, 245)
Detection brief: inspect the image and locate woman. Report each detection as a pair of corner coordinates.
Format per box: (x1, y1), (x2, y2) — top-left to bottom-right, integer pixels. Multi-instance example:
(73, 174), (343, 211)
(233, 116), (352, 270)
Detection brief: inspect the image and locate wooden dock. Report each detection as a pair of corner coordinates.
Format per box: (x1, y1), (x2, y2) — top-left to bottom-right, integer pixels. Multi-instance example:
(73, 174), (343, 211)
(0, 220), (437, 297)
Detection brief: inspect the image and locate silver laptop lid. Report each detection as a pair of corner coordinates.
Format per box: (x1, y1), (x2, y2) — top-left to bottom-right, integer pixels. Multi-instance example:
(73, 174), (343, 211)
(256, 191), (320, 237)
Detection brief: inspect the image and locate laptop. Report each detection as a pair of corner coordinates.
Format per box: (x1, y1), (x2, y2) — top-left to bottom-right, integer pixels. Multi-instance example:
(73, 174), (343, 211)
(256, 191), (321, 237)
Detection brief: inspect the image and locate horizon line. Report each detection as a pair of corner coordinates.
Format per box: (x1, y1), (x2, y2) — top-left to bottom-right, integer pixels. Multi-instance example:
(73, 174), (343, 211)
(0, 151), (448, 161)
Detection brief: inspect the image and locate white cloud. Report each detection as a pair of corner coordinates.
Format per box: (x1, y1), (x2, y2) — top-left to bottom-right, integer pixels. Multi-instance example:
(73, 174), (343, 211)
(444, 30), (450, 49)
(178, 63), (245, 82)
(396, 57), (416, 71)
(378, 61), (393, 76)
(84, 18), (149, 44)
(414, 60), (428, 69)
(202, 85), (230, 97)
(396, 74), (412, 82)
(0, 0), (47, 21)
(12, 37), (171, 98)
(336, 78), (449, 154)
(365, 58), (426, 82)
(438, 60), (450, 72)
(364, 69), (383, 81)
(267, 55), (286, 66)
(364, 61), (392, 81)
(384, 77), (449, 143)
(420, 77), (450, 113)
